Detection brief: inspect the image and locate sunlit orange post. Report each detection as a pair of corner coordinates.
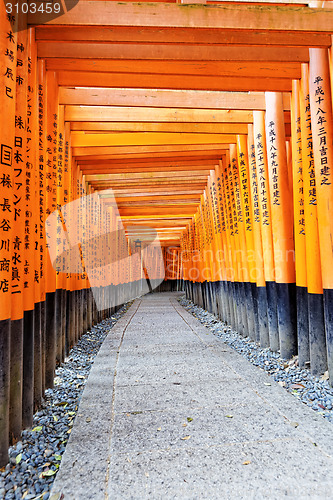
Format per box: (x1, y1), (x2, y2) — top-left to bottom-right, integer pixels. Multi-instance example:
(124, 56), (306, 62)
(247, 124), (269, 347)
(291, 78), (309, 368)
(205, 183), (218, 314)
(35, 58), (46, 405)
(230, 143), (248, 336)
(22, 27), (38, 429)
(193, 212), (203, 308)
(309, 47), (333, 381)
(54, 105), (65, 364)
(10, 16), (27, 441)
(265, 92), (297, 359)
(217, 158), (235, 327)
(0, 4), (16, 463)
(237, 134), (258, 341)
(44, 70), (58, 388)
(300, 64), (327, 374)
(224, 152), (240, 331)
(209, 168), (227, 321)
(253, 110), (279, 351)
(203, 187), (217, 312)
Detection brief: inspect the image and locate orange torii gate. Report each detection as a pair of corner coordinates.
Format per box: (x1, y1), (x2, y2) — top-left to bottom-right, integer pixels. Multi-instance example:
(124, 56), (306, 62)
(1, 0), (333, 466)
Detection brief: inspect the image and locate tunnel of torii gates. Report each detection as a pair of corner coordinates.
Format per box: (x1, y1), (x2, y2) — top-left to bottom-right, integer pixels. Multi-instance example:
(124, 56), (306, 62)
(2, 0), (333, 465)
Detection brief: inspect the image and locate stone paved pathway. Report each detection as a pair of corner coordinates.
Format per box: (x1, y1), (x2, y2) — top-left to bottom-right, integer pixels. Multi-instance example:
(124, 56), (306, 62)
(51, 292), (333, 499)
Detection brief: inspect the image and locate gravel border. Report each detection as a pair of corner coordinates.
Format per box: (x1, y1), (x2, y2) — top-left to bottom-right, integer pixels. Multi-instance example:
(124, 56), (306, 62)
(0, 301), (133, 500)
(178, 296), (333, 424)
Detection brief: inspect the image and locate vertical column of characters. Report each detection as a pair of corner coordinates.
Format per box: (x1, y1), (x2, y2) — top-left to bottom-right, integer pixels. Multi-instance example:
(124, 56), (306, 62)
(291, 79), (310, 368)
(187, 221), (193, 284)
(186, 220), (193, 283)
(233, 142), (252, 335)
(205, 182), (217, 284)
(56, 106), (65, 293)
(301, 62), (327, 374)
(193, 213), (202, 285)
(253, 110), (279, 351)
(247, 124), (269, 347)
(63, 122), (71, 295)
(87, 185), (95, 325)
(190, 218), (198, 300)
(110, 203), (117, 288)
(72, 160), (79, 333)
(231, 143), (250, 336)
(12, 24), (26, 310)
(222, 153), (238, 329)
(106, 204), (112, 312)
(77, 164), (84, 330)
(212, 164), (225, 318)
(85, 179), (92, 316)
(216, 158), (233, 326)
(265, 92), (297, 359)
(9, 13), (27, 441)
(285, 139), (293, 198)
(195, 204), (203, 284)
(209, 169), (225, 281)
(108, 203), (115, 310)
(102, 197), (109, 311)
(202, 191), (213, 284)
(35, 59), (46, 404)
(237, 134), (258, 341)
(67, 140), (77, 345)
(309, 47), (333, 380)
(55, 105), (67, 361)
(78, 167), (85, 326)
(200, 196), (210, 284)
(199, 197), (207, 283)
(191, 216), (199, 287)
(230, 144), (246, 287)
(215, 161), (232, 323)
(193, 213), (203, 306)
(62, 121), (72, 335)
(23, 28), (36, 315)
(44, 70), (58, 388)
(228, 146), (245, 334)
(99, 197), (105, 311)
(207, 172), (223, 284)
(45, 71), (58, 295)
(0, 5), (17, 465)
(22, 27), (37, 429)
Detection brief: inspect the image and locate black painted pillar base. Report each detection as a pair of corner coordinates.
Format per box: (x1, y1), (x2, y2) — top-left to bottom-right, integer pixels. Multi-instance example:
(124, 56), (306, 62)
(296, 286), (309, 368)
(227, 281), (235, 329)
(323, 289), (333, 383)
(55, 288), (62, 367)
(308, 292), (327, 375)
(0, 318), (10, 466)
(266, 281), (279, 352)
(41, 299), (46, 397)
(33, 301), (42, 411)
(45, 291), (56, 389)
(276, 282), (297, 359)
(61, 289), (67, 362)
(244, 282), (255, 340)
(250, 283), (260, 342)
(240, 282), (249, 337)
(256, 286), (269, 348)
(9, 317), (23, 441)
(22, 308), (34, 429)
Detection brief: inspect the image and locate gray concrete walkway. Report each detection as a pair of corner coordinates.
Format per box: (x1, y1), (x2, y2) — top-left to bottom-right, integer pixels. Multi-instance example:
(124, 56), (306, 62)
(51, 292), (333, 499)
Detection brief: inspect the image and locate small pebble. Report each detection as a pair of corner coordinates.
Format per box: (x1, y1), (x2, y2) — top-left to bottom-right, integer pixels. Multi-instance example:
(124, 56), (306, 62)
(0, 301), (133, 499)
(179, 296), (333, 425)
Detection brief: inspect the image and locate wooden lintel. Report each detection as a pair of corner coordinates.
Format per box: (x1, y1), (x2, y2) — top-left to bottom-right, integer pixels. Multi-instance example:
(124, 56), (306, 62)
(62, 88), (291, 111)
(28, 3), (333, 32)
